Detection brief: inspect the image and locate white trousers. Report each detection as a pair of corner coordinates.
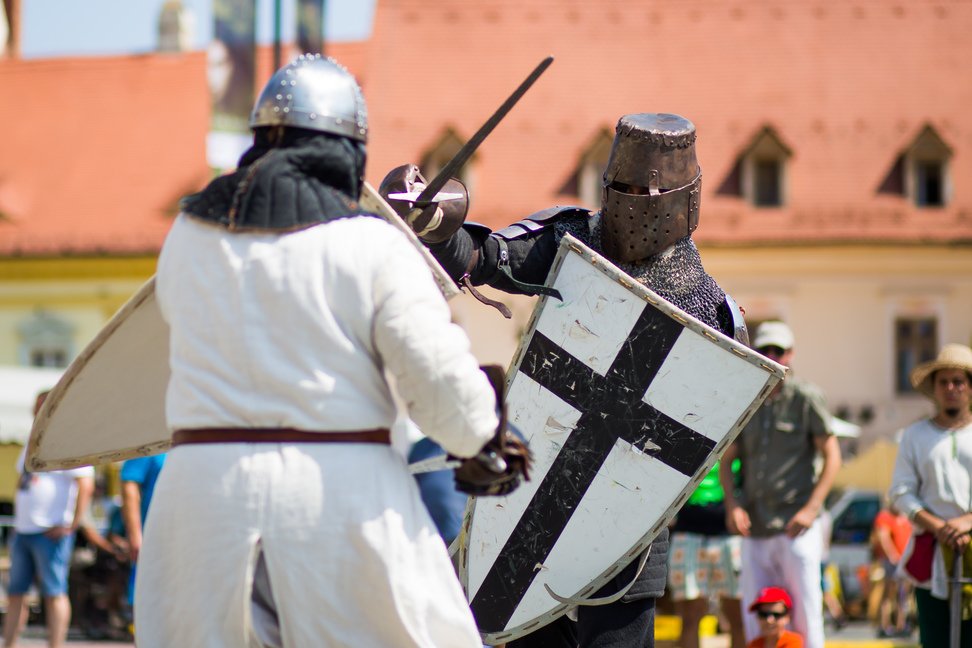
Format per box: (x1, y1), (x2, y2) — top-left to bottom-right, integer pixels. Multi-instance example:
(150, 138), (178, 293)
(134, 442), (482, 648)
(740, 519), (825, 648)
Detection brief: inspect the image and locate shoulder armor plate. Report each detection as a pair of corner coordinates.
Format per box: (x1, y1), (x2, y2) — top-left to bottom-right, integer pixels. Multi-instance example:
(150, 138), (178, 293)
(493, 206), (592, 241)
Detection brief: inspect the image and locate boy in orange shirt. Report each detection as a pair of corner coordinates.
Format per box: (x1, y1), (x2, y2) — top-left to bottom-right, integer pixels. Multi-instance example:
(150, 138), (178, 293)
(747, 587), (804, 648)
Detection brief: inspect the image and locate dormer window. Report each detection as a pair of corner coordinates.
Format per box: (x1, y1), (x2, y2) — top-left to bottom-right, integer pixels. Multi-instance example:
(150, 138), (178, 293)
(878, 124), (952, 208)
(575, 128), (614, 208)
(908, 126), (951, 207)
(741, 127), (792, 208)
(420, 127), (475, 196)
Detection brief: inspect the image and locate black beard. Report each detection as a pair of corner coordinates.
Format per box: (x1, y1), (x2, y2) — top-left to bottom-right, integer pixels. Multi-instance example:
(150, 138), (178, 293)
(944, 407), (961, 418)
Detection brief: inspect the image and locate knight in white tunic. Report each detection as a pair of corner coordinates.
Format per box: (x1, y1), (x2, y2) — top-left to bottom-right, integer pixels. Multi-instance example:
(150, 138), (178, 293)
(135, 56), (500, 648)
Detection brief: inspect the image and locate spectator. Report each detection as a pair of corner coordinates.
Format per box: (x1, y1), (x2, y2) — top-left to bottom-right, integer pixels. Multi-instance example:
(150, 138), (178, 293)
(889, 343), (972, 647)
(408, 438), (467, 546)
(720, 321), (841, 648)
(870, 502), (913, 638)
(817, 509), (848, 630)
(668, 461), (745, 648)
(746, 587), (804, 648)
(120, 453), (166, 608)
(1, 391), (96, 648)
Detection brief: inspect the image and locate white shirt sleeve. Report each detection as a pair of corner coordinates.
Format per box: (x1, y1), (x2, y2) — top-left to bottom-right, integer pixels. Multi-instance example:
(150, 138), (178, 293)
(370, 227), (498, 458)
(889, 428), (924, 520)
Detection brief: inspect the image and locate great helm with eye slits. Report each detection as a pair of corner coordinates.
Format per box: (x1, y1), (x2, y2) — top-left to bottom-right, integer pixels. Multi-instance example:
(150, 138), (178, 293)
(600, 113), (702, 262)
(250, 54), (368, 142)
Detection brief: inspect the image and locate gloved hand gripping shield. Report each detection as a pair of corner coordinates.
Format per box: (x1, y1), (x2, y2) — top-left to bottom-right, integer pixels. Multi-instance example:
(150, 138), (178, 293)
(452, 365), (532, 497)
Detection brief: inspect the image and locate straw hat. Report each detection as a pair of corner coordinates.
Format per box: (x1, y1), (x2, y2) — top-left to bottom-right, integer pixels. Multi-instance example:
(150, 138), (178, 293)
(910, 343), (972, 397)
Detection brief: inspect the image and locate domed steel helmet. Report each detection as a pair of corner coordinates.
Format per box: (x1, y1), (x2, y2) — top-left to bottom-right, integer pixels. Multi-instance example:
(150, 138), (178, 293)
(250, 54), (368, 142)
(600, 113), (702, 262)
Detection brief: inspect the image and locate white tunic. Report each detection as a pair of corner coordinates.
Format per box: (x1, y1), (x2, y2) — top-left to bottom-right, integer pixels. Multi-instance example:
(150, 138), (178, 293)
(136, 214), (498, 647)
(889, 418), (972, 599)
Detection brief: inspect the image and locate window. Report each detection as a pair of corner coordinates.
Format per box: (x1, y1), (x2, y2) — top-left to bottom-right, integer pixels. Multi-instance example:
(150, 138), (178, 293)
(420, 127), (474, 196)
(915, 160), (944, 207)
(18, 311), (74, 368)
(880, 124), (951, 207)
(894, 317), (937, 393)
(720, 126), (792, 207)
(753, 159), (782, 207)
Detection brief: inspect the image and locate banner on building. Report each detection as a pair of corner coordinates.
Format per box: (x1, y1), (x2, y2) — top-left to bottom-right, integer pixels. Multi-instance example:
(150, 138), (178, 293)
(207, 0), (256, 170)
(297, 0), (325, 55)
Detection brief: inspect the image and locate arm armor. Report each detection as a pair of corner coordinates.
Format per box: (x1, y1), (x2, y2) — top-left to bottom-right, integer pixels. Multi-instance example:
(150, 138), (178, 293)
(427, 206), (591, 297)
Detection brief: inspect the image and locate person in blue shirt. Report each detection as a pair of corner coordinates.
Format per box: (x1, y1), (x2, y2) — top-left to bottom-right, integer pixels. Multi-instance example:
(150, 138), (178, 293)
(120, 454), (166, 605)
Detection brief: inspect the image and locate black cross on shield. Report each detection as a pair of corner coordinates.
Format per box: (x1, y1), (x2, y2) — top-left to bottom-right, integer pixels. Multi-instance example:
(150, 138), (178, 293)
(470, 301), (716, 633)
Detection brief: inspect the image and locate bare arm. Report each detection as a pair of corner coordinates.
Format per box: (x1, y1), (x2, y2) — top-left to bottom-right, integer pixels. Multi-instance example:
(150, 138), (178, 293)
(719, 442), (750, 537)
(122, 481), (144, 562)
(919, 509), (972, 551)
(873, 524), (902, 564)
(785, 434), (841, 538)
(47, 475), (94, 540)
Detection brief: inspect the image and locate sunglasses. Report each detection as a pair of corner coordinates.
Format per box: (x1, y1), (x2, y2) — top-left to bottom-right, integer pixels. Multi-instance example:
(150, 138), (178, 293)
(756, 609), (788, 620)
(757, 345), (786, 358)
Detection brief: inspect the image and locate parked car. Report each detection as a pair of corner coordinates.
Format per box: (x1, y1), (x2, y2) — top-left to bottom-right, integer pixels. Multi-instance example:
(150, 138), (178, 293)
(826, 488), (882, 611)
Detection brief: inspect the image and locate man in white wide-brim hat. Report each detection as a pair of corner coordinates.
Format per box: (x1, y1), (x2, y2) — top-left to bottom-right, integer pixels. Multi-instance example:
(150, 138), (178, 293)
(889, 343), (972, 647)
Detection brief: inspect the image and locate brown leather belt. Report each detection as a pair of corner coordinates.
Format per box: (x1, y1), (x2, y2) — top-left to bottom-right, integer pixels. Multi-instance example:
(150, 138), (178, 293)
(171, 427), (391, 447)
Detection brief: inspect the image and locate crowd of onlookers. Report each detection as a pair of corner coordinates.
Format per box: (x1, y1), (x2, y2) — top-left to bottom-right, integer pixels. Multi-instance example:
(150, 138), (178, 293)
(664, 333), (972, 648)
(4, 333), (972, 648)
(0, 389), (165, 647)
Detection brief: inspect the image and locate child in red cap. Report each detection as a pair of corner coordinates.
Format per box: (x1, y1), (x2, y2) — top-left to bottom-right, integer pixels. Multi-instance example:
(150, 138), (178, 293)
(747, 587), (804, 648)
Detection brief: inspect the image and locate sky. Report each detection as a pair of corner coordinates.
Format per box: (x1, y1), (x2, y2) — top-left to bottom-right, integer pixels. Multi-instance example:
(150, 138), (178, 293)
(19, 0), (376, 58)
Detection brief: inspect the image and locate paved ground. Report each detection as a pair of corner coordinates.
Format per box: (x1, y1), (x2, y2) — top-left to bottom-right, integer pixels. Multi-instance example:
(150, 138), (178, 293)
(11, 618), (922, 646)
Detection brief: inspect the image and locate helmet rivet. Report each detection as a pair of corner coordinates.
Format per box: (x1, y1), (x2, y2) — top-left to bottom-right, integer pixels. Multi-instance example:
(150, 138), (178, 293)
(283, 107), (290, 113)
(310, 113), (317, 119)
(336, 118), (343, 124)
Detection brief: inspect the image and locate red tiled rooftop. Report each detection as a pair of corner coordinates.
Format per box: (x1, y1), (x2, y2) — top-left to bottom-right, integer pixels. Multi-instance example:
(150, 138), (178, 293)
(0, 43), (365, 257)
(363, 0), (972, 244)
(1, 1), (971, 256)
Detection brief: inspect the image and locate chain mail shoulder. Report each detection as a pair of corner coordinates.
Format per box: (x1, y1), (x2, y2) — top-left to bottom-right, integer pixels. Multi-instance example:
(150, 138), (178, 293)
(554, 213), (730, 333)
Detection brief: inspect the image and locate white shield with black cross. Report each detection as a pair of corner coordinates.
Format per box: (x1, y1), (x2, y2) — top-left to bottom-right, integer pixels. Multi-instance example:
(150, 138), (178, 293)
(457, 234), (786, 644)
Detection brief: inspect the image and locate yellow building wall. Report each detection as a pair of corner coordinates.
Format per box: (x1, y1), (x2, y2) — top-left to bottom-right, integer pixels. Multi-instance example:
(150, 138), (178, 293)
(0, 257), (155, 365)
(0, 444), (22, 503)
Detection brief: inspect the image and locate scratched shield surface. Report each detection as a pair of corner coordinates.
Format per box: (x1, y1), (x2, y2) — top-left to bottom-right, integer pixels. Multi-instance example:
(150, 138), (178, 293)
(458, 234), (786, 644)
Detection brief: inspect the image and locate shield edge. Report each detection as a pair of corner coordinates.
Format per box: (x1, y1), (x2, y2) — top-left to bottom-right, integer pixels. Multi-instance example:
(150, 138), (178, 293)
(359, 181), (461, 300)
(26, 277), (172, 472)
(26, 185), (460, 472)
(458, 234), (786, 644)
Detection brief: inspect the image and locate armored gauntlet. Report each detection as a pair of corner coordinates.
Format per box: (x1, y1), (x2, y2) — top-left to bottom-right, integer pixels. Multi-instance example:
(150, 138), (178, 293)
(452, 365), (532, 497)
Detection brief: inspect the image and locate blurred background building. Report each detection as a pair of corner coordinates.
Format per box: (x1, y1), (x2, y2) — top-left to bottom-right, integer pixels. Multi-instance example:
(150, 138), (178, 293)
(0, 0), (970, 506)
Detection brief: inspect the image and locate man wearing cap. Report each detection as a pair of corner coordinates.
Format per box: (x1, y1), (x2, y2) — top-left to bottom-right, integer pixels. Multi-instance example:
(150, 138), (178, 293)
(747, 587), (803, 648)
(720, 321), (841, 648)
(889, 343), (972, 647)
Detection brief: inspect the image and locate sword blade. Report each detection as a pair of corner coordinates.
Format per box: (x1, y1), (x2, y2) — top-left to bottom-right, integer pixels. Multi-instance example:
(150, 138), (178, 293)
(412, 56), (554, 206)
(408, 454), (461, 474)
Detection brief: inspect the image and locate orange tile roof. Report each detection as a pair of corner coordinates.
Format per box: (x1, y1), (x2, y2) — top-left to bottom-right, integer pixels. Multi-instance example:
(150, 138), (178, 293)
(362, 0), (972, 244)
(0, 43), (365, 257)
(0, 53), (210, 255)
(2, 1), (971, 257)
